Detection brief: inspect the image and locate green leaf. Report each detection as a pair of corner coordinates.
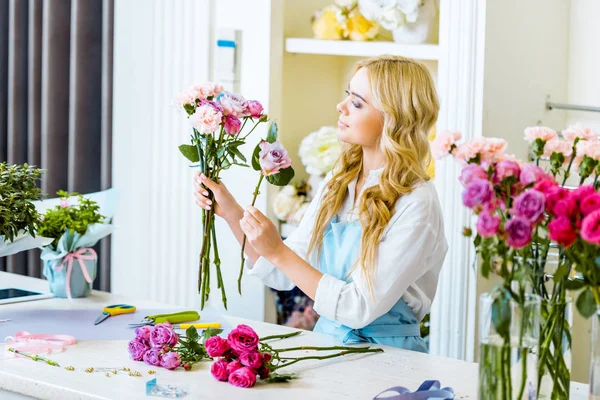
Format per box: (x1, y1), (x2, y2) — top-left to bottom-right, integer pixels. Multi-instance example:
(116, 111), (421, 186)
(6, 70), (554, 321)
(491, 290), (511, 337)
(576, 288), (597, 318)
(186, 326), (199, 342)
(179, 145), (200, 163)
(252, 143), (262, 171)
(266, 166), (295, 187)
(203, 328), (224, 341)
(229, 146), (247, 162)
(553, 263), (568, 283)
(266, 122), (278, 143)
(233, 162), (250, 168)
(564, 278), (586, 291)
(183, 103), (195, 115)
(265, 372), (297, 383)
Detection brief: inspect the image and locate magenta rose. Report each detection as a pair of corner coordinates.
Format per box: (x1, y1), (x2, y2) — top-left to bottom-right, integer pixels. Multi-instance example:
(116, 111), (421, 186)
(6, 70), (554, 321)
(128, 337), (149, 361)
(143, 348), (162, 366)
(134, 326), (153, 344)
(494, 160), (521, 183)
(218, 91), (248, 117)
(150, 323), (178, 348)
(459, 164), (488, 187)
(226, 360), (243, 375)
(211, 360), (230, 382)
(548, 216), (577, 248)
(476, 211), (500, 238)
(227, 324), (259, 354)
(505, 217), (532, 248)
(546, 187), (577, 218)
(580, 193), (600, 216)
(462, 178), (494, 209)
(519, 164), (547, 186)
(224, 115), (242, 135)
(573, 185), (595, 205)
(257, 366), (271, 380)
(246, 100), (264, 118)
(228, 366), (257, 388)
(261, 352), (273, 363)
(258, 141), (292, 176)
(160, 351), (182, 370)
(240, 351), (264, 369)
(534, 178), (558, 195)
(512, 190), (545, 222)
(582, 210), (600, 246)
(205, 336), (231, 358)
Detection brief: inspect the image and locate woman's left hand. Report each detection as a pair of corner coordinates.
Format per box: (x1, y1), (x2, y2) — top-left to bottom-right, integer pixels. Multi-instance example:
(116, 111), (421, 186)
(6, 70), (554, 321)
(240, 206), (285, 261)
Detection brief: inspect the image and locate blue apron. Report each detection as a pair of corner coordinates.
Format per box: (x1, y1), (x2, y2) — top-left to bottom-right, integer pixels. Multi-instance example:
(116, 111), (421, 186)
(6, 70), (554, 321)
(313, 216), (428, 353)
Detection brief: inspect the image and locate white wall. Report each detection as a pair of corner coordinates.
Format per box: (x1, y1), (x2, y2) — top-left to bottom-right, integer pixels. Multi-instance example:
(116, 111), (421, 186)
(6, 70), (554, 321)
(111, 0), (281, 322)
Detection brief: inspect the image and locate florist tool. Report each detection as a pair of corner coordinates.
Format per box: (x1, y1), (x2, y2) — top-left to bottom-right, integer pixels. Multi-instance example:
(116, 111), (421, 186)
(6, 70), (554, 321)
(94, 304), (137, 325)
(171, 322), (221, 330)
(128, 311), (200, 328)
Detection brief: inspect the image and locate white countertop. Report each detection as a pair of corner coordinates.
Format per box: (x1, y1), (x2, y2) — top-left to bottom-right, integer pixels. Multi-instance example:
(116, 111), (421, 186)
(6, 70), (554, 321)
(0, 272), (590, 399)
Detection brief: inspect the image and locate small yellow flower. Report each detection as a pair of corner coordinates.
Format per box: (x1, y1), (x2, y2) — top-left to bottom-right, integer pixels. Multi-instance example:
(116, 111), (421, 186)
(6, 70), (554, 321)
(312, 6), (344, 40)
(344, 10), (379, 41)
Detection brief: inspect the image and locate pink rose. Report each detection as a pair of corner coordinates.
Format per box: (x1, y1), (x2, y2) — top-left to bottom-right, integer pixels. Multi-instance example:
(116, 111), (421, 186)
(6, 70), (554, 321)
(259, 141), (292, 176)
(218, 91), (249, 117)
(524, 126), (558, 143)
(534, 178), (558, 195)
(505, 217), (532, 248)
(227, 324), (259, 354)
(519, 164), (548, 186)
(494, 160), (521, 183)
(562, 123), (598, 143)
(240, 351), (263, 369)
(224, 116), (242, 135)
(150, 323), (178, 348)
(246, 100), (264, 119)
(459, 164), (488, 187)
(128, 337), (149, 361)
(143, 348), (162, 366)
(189, 104), (223, 133)
(548, 216), (577, 248)
(581, 193), (600, 216)
(573, 185), (596, 204)
(134, 325), (153, 344)
(512, 190), (545, 222)
(226, 360), (243, 375)
(476, 211), (500, 238)
(431, 130), (462, 159)
(261, 352), (273, 363)
(205, 336), (231, 358)
(462, 178), (494, 209)
(546, 187), (576, 218)
(582, 210), (600, 245)
(543, 139), (573, 159)
(211, 360), (230, 382)
(228, 366), (257, 388)
(160, 351), (182, 370)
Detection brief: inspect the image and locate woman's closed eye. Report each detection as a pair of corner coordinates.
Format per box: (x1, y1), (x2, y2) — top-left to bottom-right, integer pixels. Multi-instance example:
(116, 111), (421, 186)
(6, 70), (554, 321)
(344, 90), (362, 109)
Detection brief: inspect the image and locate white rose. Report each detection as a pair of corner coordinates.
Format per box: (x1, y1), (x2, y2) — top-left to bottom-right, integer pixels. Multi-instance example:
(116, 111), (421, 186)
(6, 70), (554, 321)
(335, 0), (358, 8)
(378, 7), (406, 29)
(396, 0), (422, 22)
(273, 189), (305, 221)
(358, 0), (396, 21)
(290, 202), (310, 225)
(298, 126), (343, 176)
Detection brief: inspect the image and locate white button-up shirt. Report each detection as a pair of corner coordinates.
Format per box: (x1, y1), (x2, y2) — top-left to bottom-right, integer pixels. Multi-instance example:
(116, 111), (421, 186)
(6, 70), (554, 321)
(246, 169), (448, 329)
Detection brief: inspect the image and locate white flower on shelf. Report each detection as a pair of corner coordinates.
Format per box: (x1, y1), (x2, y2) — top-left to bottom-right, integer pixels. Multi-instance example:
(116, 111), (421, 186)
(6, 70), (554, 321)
(358, 0), (423, 30)
(298, 126), (343, 177)
(272, 185), (306, 222)
(334, 0), (358, 8)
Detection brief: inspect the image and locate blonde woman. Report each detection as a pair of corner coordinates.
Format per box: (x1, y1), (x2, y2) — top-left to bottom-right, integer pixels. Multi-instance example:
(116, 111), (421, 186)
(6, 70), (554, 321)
(194, 55), (448, 352)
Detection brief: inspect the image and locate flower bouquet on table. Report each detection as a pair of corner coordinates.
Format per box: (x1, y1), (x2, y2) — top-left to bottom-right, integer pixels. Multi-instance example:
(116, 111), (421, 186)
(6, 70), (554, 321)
(432, 124), (600, 399)
(37, 190), (117, 299)
(175, 83), (268, 310)
(0, 162), (52, 257)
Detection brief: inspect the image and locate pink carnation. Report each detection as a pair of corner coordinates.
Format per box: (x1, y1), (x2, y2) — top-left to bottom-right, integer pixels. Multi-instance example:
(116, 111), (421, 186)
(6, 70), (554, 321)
(482, 138), (507, 162)
(562, 123), (598, 143)
(543, 139), (573, 159)
(189, 104), (223, 133)
(431, 130), (462, 159)
(524, 126), (558, 143)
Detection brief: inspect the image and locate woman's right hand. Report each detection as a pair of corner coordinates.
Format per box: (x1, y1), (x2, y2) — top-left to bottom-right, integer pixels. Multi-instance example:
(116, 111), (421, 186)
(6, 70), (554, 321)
(194, 173), (242, 224)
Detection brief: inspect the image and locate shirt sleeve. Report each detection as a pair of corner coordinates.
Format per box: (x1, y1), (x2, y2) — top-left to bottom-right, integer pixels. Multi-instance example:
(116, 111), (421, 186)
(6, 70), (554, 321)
(312, 200), (443, 329)
(245, 173), (331, 291)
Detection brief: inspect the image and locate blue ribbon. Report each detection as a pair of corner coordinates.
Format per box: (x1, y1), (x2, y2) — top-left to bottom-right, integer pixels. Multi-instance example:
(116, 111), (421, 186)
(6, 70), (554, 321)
(373, 380), (454, 400)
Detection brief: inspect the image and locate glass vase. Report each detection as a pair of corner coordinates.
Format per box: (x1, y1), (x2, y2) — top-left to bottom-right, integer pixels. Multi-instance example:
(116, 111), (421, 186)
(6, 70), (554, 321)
(590, 308), (600, 399)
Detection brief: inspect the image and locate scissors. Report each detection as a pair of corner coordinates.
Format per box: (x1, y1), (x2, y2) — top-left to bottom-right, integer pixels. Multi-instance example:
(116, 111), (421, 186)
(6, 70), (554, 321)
(94, 304), (136, 325)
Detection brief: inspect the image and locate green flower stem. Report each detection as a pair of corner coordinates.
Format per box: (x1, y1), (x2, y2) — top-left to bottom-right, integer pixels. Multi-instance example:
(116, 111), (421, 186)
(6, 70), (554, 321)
(274, 345), (378, 353)
(272, 347), (383, 371)
(238, 174), (265, 294)
(260, 331), (302, 342)
(7, 348), (60, 367)
(240, 120), (262, 141)
(211, 222), (227, 310)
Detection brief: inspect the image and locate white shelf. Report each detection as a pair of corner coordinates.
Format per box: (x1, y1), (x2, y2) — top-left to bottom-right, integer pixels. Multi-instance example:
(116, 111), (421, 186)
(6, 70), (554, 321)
(285, 38), (440, 60)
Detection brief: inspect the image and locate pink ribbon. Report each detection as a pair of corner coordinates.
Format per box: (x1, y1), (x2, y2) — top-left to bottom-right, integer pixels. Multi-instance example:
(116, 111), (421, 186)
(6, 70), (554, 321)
(53, 248), (97, 300)
(4, 331), (76, 358)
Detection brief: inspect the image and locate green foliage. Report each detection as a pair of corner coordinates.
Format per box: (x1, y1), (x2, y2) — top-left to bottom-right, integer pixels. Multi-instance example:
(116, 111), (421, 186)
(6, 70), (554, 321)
(37, 191), (105, 248)
(0, 162), (44, 242)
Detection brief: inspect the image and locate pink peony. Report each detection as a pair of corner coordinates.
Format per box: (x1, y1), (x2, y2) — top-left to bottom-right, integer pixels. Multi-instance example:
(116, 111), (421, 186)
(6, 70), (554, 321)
(462, 179), (494, 209)
(150, 323), (178, 348)
(205, 336), (231, 358)
(160, 351), (182, 370)
(259, 141), (292, 176)
(189, 104), (223, 133)
(459, 164), (488, 187)
(134, 325), (153, 344)
(524, 126), (558, 143)
(505, 217), (532, 248)
(519, 164), (548, 186)
(246, 100), (264, 119)
(226, 360), (243, 375)
(128, 337), (149, 361)
(239, 351), (264, 369)
(512, 190), (545, 222)
(227, 324), (260, 354)
(549, 216), (577, 248)
(431, 130), (462, 159)
(581, 193), (600, 216)
(543, 139), (573, 159)
(476, 211), (500, 238)
(494, 160), (521, 183)
(581, 210), (600, 245)
(211, 360), (230, 382)
(224, 115), (242, 135)
(562, 123), (598, 143)
(143, 348), (162, 366)
(228, 366), (257, 388)
(218, 91), (249, 117)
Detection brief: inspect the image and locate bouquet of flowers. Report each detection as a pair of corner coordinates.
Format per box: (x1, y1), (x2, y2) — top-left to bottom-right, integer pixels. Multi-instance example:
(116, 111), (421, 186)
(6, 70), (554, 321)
(0, 162), (52, 257)
(432, 124), (600, 399)
(312, 0), (379, 41)
(175, 83), (267, 310)
(358, 0), (424, 31)
(37, 190), (116, 299)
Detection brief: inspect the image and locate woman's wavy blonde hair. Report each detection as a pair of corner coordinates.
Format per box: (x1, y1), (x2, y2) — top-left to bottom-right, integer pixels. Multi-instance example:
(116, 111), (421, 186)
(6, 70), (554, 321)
(307, 55), (439, 296)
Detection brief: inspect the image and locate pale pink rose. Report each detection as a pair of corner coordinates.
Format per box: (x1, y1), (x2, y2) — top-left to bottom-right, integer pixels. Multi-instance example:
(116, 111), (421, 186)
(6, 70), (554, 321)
(259, 141), (292, 176)
(246, 100), (264, 119)
(218, 91), (249, 117)
(524, 126), (558, 143)
(562, 123), (598, 143)
(543, 139), (573, 159)
(430, 130), (462, 159)
(189, 104), (223, 133)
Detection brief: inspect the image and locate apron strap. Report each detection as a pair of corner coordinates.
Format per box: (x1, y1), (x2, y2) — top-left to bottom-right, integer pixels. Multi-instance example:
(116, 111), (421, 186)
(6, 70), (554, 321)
(343, 323), (421, 343)
(373, 380), (454, 400)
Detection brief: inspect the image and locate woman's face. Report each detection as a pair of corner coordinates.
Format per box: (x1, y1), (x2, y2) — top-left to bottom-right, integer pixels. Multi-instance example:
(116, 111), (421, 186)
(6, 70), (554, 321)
(336, 67), (384, 147)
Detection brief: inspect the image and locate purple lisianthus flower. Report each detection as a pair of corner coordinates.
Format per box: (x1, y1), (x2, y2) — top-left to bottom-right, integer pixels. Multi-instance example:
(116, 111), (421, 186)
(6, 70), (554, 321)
(512, 189), (545, 222)
(505, 217), (532, 248)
